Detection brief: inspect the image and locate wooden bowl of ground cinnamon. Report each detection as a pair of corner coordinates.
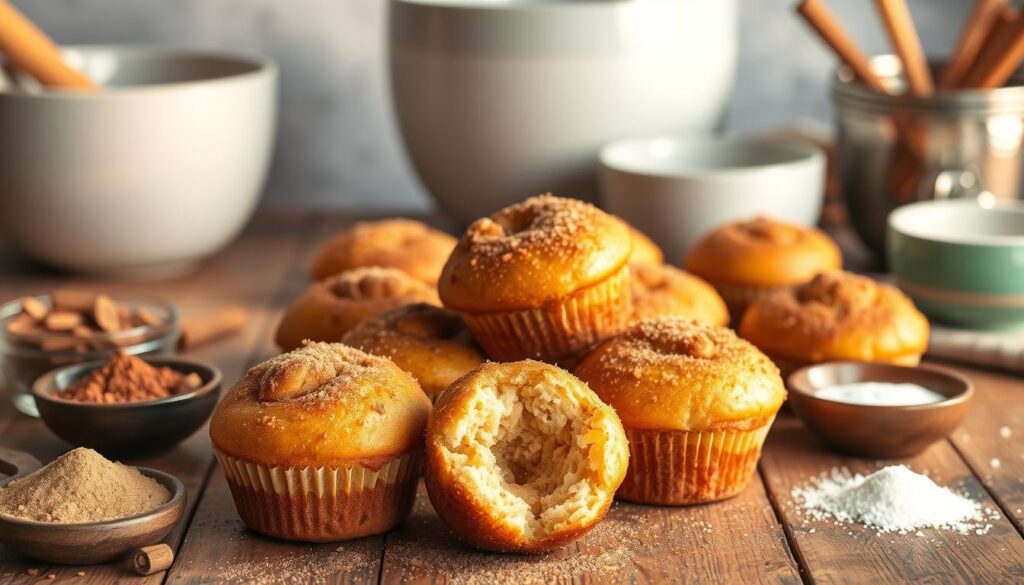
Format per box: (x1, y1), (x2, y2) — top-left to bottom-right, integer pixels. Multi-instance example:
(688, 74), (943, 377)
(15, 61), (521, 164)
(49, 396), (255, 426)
(31, 353), (222, 458)
(0, 447), (185, 564)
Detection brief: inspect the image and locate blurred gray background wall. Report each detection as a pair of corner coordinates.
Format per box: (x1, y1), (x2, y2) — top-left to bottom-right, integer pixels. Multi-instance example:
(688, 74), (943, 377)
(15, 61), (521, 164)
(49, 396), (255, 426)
(13, 0), (971, 211)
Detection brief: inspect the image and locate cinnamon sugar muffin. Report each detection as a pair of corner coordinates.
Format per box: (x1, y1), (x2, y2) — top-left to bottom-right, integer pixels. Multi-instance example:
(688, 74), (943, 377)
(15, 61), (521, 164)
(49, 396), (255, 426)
(630, 262), (729, 327)
(439, 194), (633, 362)
(341, 303), (486, 401)
(684, 217), (841, 322)
(424, 361), (628, 553)
(210, 342), (431, 541)
(275, 267), (440, 351)
(311, 219), (456, 285)
(575, 317), (785, 505)
(739, 271), (930, 377)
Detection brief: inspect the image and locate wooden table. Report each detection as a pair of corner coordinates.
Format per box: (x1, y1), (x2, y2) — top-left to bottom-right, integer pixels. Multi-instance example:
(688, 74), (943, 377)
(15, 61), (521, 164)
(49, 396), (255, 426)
(0, 211), (1022, 584)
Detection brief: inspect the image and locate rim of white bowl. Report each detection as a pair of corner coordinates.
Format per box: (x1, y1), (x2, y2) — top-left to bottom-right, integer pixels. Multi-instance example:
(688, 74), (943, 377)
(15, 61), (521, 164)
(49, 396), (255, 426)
(599, 134), (824, 180)
(888, 199), (1024, 247)
(0, 44), (276, 100)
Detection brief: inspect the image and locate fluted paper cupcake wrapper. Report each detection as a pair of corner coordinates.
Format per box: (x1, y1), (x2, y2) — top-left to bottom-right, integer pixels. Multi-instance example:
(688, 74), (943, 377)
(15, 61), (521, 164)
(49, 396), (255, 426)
(461, 266), (631, 362)
(215, 450), (421, 542)
(712, 282), (793, 326)
(617, 420), (775, 505)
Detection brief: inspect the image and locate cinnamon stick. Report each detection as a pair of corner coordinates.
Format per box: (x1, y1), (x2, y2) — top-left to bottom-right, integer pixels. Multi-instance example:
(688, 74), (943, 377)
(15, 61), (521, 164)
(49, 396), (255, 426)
(797, 0), (888, 92)
(958, 4), (1015, 88)
(178, 307), (248, 351)
(874, 0), (934, 96)
(0, 0), (97, 90)
(966, 14), (1024, 89)
(939, 0), (1011, 89)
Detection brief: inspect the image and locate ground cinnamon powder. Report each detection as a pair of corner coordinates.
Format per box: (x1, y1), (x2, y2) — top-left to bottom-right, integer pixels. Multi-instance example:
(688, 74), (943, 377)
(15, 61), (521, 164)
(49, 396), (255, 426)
(0, 448), (170, 523)
(58, 351), (200, 403)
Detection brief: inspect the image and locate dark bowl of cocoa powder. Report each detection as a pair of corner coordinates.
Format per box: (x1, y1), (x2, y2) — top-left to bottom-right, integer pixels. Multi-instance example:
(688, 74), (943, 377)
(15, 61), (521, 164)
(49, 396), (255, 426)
(31, 354), (222, 458)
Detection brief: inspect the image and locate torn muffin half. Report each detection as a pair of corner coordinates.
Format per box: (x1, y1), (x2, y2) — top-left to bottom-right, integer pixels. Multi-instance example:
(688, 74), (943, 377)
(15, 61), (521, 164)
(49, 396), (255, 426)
(424, 360), (628, 553)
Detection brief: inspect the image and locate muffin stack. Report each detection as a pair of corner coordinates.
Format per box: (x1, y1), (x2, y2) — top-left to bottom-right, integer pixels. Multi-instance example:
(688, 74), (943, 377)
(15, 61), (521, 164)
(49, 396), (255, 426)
(210, 194), (929, 553)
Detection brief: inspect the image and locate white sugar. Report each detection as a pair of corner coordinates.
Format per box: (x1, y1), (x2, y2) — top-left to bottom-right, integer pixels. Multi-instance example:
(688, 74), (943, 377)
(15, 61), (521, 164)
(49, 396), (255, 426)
(815, 382), (945, 406)
(792, 465), (996, 534)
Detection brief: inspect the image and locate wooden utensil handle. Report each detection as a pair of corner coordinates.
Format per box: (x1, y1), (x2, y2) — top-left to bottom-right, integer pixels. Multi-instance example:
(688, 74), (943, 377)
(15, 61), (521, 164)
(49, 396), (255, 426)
(0, 0), (97, 90)
(0, 448), (41, 483)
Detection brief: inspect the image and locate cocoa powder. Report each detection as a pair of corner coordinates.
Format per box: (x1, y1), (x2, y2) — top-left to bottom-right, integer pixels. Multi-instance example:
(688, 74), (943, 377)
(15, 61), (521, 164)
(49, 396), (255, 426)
(58, 351), (201, 403)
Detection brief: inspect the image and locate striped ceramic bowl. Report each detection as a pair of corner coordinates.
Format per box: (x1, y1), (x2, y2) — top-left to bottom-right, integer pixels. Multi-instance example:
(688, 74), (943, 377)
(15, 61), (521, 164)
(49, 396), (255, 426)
(887, 199), (1024, 330)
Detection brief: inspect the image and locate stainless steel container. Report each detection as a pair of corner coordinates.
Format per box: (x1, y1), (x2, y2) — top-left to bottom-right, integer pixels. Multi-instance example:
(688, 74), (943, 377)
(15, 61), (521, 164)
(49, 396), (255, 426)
(834, 55), (1024, 257)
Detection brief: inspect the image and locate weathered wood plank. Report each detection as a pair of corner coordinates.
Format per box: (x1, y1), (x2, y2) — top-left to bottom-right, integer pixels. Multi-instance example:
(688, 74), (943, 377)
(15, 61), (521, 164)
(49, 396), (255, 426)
(944, 361), (1024, 533)
(0, 212), (308, 584)
(380, 470), (800, 583)
(760, 416), (1024, 584)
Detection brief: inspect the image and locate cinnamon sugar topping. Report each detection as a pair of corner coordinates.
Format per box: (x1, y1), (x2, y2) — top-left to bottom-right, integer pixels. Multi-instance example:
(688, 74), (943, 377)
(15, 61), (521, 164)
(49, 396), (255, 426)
(460, 194), (609, 265)
(250, 342), (394, 404)
(756, 272), (893, 336)
(325, 267), (426, 300)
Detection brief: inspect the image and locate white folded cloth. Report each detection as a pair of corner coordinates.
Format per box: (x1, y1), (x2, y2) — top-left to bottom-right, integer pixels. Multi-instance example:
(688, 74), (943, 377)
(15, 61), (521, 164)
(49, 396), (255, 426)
(928, 324), (1024, 373)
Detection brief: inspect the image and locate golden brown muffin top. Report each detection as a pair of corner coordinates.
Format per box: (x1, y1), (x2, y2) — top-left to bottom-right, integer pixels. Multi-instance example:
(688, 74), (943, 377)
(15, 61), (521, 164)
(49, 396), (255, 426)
(274, 267), (441, 351)
(323, 266), (439, 302)
(685, 216), (841, 286)
(310, 218), (456, 284)
(625, 223), (664, 265)
(341, 303), (486, 400)
(426, 360), (628, 552)
(439, 195), (632, 312)
(630, 262), (729, 326)
(210, 342), (431, 468)
(575, 317), (785, 431)
(739, 271), (930, 364)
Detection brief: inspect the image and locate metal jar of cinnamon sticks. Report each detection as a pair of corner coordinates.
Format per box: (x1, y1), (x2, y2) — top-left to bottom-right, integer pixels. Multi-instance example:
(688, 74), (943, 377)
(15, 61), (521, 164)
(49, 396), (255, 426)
(834, 56), (1024, 255)
(798, 0), (1024, 258)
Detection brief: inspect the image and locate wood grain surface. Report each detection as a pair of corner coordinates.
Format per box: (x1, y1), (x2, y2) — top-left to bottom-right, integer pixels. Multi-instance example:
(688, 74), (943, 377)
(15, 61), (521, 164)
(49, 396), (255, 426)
(0, 211), (1022, 584)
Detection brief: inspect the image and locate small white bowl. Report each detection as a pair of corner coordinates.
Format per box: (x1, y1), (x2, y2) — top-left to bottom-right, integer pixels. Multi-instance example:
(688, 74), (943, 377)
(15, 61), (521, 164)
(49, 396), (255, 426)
(0, 45), (277, 277)
(600, 135), (825, 261)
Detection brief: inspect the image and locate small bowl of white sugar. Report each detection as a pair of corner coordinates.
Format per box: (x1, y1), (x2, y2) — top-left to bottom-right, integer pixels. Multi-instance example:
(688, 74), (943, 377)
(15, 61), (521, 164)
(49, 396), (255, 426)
(788, 362), (973, 458)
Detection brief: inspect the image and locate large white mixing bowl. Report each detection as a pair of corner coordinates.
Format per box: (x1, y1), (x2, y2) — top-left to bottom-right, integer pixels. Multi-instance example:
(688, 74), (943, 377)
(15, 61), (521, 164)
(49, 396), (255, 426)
(0, 46), (276, 276)
(389, 0), (738, 224)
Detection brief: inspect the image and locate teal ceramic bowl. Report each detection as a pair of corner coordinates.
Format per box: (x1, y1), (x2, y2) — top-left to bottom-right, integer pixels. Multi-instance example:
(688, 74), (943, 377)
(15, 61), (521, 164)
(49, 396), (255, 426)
(887, 199), (1024, 330)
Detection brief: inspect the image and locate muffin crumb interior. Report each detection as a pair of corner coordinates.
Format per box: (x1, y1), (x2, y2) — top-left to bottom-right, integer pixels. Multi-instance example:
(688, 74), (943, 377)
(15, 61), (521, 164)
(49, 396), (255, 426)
(437, 375), (616, 539)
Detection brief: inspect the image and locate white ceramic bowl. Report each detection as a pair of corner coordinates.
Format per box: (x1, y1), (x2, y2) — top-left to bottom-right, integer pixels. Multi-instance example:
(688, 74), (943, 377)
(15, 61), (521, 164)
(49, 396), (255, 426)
(0, 46), (276, 276)
(389, 0), (738, 225)
(600, 135), (825, 261)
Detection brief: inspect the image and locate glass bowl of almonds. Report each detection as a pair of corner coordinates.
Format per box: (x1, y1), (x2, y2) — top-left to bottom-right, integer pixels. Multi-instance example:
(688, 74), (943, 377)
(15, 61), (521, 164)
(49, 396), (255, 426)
(0, 290), (180, 416)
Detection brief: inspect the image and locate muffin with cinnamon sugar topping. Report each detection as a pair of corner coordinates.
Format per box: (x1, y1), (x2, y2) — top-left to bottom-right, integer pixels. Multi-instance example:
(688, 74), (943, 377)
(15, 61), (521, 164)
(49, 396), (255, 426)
(575, 317), (785, 505)
(342, 303), (486, 401)
(311, 218), (456, 285)
(210, 342), (431, 541)
(439, 194), (632, 362)
(630, 262), (729, 327)
(275, 266), (440, 351)
(685, 216), (841, 322)
(739, 271), (929, 376)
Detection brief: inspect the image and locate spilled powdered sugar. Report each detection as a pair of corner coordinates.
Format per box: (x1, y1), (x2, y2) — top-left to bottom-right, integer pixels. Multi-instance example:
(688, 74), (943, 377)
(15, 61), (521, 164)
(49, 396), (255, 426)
(792, 465), (999, 535)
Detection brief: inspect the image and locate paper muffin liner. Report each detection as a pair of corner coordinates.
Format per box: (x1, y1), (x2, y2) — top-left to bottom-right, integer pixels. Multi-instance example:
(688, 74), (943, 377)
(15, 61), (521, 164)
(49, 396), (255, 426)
(214, 449), (421, 542)
(617, 418), (775, 505)
(713, 282), (792, 327)
(461, 266), (631, 362)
